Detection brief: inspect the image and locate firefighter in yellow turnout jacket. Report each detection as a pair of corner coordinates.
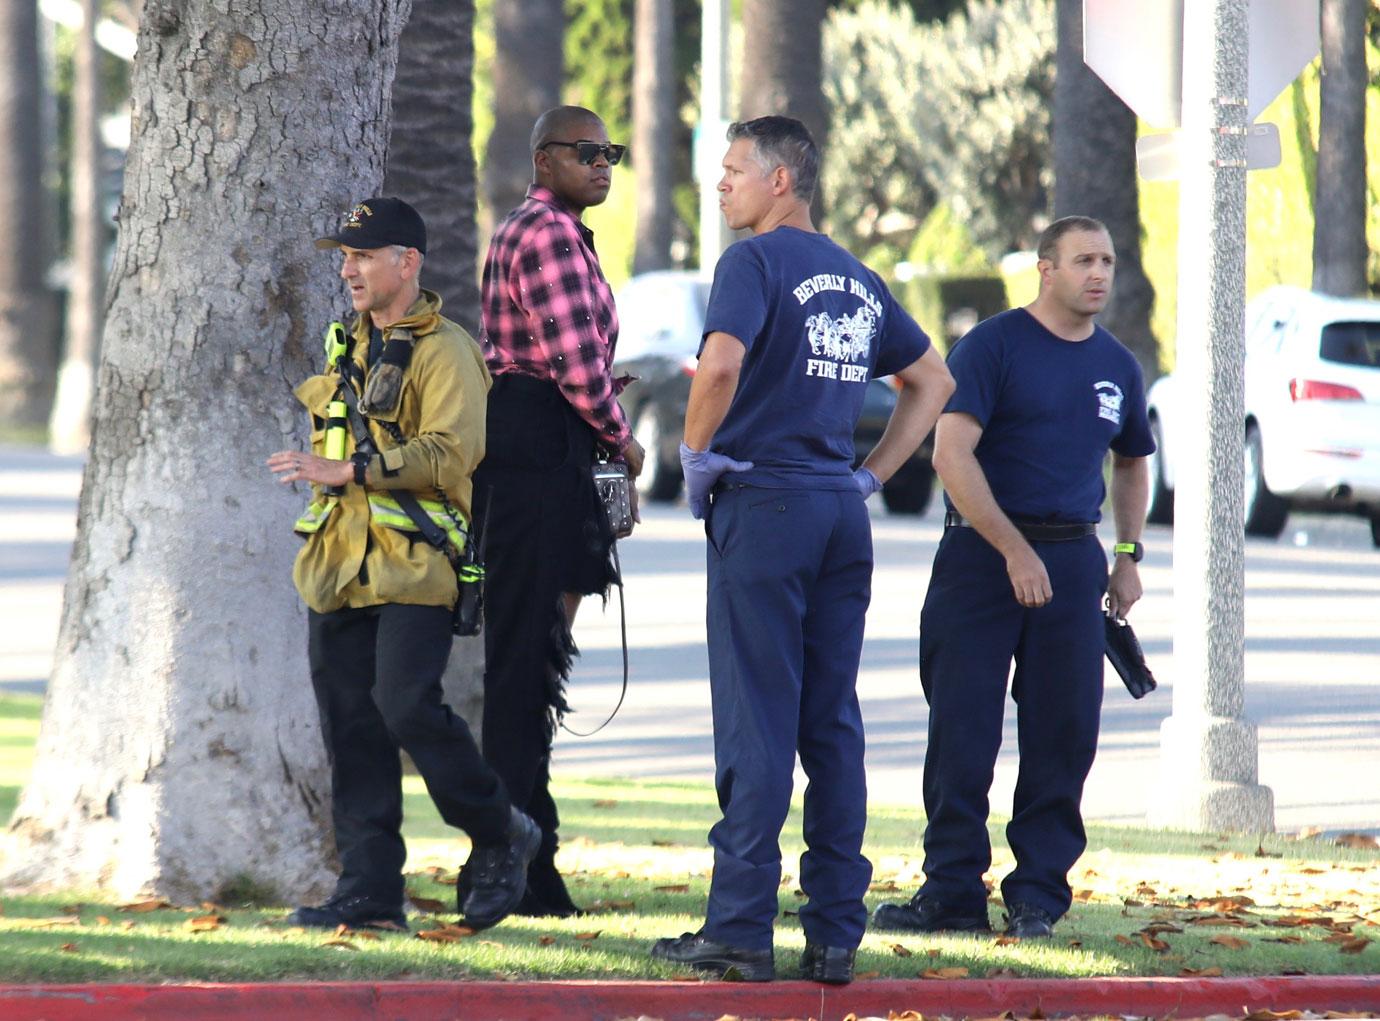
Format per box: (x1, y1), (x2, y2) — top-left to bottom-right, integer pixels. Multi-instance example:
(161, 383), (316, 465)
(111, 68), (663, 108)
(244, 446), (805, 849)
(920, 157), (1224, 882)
(269, 197), (540, 933)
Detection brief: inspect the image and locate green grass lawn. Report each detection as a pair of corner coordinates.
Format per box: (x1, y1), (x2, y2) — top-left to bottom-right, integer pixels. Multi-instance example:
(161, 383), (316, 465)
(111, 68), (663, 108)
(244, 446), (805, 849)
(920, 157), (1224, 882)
(0, 693), (1376, 983)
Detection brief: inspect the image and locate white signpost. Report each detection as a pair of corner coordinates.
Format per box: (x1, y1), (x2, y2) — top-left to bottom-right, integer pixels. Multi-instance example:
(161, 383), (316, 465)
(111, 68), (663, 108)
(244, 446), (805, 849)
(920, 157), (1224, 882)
(1083, 0), (1321, 832)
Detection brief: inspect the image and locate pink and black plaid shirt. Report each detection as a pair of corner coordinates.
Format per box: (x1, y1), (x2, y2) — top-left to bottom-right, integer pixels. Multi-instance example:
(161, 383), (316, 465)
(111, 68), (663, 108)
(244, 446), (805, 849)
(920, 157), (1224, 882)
(480, 186), (630, 450)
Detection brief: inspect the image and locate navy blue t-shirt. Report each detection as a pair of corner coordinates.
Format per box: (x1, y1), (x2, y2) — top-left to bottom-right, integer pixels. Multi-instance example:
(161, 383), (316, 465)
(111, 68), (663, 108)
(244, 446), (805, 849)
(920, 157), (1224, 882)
(943, 307), (1155, 522)
(701, 227), (931, 489)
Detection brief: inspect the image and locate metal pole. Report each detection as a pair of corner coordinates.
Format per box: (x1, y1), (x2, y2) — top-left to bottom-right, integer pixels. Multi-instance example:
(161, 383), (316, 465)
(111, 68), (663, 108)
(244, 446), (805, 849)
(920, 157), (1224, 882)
(1151, 0), (1273, 833)
(698, 0), (732, 271)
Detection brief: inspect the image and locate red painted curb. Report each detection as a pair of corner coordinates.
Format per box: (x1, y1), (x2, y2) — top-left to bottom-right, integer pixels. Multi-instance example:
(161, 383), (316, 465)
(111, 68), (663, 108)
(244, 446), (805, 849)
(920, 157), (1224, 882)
(0, 975), (1378, 1021)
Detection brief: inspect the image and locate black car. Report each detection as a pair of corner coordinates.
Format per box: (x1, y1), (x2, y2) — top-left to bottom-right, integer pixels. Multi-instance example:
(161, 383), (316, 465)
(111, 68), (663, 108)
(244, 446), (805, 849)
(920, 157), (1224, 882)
(613, 270), (936, 514)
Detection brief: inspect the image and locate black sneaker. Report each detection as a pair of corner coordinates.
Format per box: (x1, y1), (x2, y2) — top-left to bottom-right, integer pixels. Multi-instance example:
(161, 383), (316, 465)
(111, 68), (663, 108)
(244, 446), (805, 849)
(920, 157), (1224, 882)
(650, 930), (775, 982)
(871, 893), (991, 933)
(800, 943), (855, 985)
(286, 895), (407, 930)
(459, 808), (542, 930)
(1003, 902), (1055, 938)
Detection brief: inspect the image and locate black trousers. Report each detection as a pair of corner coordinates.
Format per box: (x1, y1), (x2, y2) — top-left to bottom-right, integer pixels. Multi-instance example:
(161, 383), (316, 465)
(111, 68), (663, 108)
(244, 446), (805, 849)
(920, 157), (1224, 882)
(307, 603), (510, 904)
(473, 375), (615, 865)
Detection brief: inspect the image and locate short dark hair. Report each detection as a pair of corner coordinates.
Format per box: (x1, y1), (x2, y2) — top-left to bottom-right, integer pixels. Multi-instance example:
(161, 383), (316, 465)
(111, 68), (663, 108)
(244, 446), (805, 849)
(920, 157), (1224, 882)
(1037, 216), (1109, 264)
(726, 116), (819, 202)
(530, 105), (603, 153)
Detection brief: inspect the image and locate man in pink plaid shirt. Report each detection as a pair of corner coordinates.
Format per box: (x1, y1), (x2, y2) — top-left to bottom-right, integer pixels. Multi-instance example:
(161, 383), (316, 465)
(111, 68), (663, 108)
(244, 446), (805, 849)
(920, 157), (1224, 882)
(468, 105), (644, 918)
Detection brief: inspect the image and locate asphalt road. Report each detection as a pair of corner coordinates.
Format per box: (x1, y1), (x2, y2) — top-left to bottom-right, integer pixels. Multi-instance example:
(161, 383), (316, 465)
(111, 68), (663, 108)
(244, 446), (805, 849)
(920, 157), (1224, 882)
(2, 444), (1377, 834)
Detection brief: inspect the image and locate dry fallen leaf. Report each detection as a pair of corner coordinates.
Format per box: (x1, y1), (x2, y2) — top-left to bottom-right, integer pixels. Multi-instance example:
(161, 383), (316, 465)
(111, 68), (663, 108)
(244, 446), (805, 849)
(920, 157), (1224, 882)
(651, 839), (675, 847)
(320, 939), (359, 951)
(59, 942), (79, 953)
(1179, 966), (1223, 977)
(920, 966), (969, 979)
(407, 894), (448, 914)
(186, 914), (225, 933)
(117, 899), (172, 914)
(592, 799), (618, 808)
(1209, 935), (1248, 950)
(853, 970), (881, 980)
(1335, 833), (1379, 851)
(1338, 937), (1371, 955)
(993, 935), (1021, 946)
(574, 931), (602, 941)
(889, 943), (913, 957)
(416, 924), (475, 943)
(586, 900), (635, 913)
(1243, 1011), (1304, 1021)
(654, 884), (689, 893)
(1138, 932), (1169, 951)
(12, 916), (82, 929)
(538, 935), (556, 946)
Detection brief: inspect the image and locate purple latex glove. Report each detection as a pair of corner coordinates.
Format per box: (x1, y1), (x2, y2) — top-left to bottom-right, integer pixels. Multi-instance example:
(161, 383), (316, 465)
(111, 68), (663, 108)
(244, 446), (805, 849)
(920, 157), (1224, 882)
(852, 466), (883, 499)
(679, 442), (753, 519)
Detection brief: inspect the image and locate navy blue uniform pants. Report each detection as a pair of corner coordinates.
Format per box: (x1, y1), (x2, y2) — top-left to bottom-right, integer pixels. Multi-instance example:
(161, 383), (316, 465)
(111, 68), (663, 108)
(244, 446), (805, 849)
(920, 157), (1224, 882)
(703, 485), (874, 951)
(917, 528), (1106, 921)
(308, 604), (510, 905)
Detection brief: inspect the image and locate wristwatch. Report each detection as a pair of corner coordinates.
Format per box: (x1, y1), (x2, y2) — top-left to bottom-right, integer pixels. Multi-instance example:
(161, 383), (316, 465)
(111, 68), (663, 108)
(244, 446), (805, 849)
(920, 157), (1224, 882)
(1113, 541), (1144, 562)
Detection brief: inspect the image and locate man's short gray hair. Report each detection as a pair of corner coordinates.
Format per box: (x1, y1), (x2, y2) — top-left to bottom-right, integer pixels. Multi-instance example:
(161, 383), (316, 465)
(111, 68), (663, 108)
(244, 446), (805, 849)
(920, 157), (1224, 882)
(726, 116), (819, 202)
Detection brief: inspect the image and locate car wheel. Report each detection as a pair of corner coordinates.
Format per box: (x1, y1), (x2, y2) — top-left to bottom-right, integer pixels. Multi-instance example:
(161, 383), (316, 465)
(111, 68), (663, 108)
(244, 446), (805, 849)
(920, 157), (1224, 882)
(1145, 415), (1174, 525)
(1243, 423), (1288, 538)
(880, 462), (934, 516)
(633, 404), (682, 503)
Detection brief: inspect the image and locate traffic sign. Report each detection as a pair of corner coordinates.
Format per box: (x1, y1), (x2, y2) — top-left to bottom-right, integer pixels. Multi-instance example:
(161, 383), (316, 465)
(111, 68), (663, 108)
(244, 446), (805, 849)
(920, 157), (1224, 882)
(1084, 0), (1319, 128)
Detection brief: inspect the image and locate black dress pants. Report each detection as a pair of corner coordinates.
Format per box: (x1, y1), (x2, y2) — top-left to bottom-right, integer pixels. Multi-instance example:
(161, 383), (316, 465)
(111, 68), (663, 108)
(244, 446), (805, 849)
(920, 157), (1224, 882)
(307, 603), (510, 905)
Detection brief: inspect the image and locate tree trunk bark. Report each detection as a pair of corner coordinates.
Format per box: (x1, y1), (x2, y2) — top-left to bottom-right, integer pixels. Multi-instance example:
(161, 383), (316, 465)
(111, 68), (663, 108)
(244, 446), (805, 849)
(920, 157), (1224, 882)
(48, 0), (106, 456)
(2, 0), (413, 904)
(1312, 0), (1368, 298)
(384, 0), (484, 735)
(483, 0), (563, 230)
(739, 0), (830, 217)
(385, 0), (481, 336)
(1053, 0), (1158, 375)
(0, 0), (58, 428)
(632, 0), (675, 273)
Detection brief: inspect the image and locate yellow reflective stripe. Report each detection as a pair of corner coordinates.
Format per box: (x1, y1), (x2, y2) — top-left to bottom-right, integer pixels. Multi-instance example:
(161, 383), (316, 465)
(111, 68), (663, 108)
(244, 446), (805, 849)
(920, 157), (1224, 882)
(293, 497), (337, 534)
(367, 494), (468, 552)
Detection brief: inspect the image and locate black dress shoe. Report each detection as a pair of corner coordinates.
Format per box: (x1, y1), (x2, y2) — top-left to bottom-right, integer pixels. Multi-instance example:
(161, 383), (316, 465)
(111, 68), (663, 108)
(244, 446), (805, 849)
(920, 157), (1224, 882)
(650, 930), (775, 982)
(1003, 902), (1055, 938)
(460, 808), (542, 930)
(800, 943), (855, 985)
(871, 894), (991, 933)
(286, 895), (407, 930)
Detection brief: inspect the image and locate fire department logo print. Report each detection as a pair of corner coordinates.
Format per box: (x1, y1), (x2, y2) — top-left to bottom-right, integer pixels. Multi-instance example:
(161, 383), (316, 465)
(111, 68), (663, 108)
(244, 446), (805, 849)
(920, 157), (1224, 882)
(805, 306), (876, 363)
(1094, 380), (1124, 424)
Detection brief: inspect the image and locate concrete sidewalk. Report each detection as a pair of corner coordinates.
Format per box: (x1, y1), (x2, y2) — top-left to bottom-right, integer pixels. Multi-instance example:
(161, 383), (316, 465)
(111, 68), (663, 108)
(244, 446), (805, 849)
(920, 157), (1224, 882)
(2, 975), (1378, 1020)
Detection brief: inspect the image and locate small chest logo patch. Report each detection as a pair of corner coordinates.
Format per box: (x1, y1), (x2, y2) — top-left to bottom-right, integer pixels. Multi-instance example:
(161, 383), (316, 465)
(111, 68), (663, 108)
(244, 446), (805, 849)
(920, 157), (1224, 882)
(1094, 380), (1124, 425)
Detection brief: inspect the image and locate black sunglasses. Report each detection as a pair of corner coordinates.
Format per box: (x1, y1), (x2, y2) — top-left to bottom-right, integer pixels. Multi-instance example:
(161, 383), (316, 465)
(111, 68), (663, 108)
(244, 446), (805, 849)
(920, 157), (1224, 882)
(542, 140), (627, 166)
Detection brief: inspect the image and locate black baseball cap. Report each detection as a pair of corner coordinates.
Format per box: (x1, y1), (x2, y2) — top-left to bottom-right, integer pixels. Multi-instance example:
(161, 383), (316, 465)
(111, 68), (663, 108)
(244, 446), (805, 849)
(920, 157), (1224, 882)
(315, 196), (427, 254)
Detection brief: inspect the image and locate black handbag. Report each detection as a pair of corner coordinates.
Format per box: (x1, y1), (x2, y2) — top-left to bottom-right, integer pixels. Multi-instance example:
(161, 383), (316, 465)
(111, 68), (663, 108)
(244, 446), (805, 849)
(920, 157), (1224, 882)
(1104, 615), (1157, 699)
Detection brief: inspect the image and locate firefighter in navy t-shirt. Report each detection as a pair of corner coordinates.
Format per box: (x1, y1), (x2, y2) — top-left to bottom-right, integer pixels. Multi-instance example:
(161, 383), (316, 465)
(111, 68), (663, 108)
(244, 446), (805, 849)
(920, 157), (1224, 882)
(649, 116), (954, 985)
(873, 216), (1156, 940)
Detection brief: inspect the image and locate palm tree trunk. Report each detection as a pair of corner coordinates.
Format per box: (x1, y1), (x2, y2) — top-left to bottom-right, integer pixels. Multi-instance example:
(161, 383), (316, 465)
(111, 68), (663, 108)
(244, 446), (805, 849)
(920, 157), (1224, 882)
(2, 0), (413, 903)
(49, 0), (106, 455)
(740, 0), (829, 217)
(632, 0), (675, 273)
(0, 0), (58, 428)
(483, 0), (563, 229)
(1053, 0), (1157, 374)
(1312, 0), (1368, 297)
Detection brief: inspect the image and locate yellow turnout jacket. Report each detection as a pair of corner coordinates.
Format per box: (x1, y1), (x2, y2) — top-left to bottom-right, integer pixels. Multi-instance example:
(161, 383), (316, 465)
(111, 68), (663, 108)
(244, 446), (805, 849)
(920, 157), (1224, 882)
(291, 290), (491, 613)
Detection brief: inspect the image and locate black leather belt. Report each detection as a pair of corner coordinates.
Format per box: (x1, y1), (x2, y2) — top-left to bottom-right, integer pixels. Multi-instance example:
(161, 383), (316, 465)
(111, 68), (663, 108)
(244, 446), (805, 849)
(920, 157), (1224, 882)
(944, 511), (1095, 541)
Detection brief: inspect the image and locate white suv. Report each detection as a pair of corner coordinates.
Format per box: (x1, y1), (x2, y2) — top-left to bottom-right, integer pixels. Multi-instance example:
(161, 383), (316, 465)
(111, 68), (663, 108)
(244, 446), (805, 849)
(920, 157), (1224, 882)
(1146, 286), (1380, 546)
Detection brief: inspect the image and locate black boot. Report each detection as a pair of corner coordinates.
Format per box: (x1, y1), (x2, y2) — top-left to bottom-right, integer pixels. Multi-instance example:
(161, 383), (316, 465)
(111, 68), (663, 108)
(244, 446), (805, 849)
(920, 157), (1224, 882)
(459, 807), (541, 930)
